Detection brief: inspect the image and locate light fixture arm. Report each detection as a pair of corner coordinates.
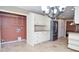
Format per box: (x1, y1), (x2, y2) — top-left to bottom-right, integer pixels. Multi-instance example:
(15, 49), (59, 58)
(41, 6), (65, 19)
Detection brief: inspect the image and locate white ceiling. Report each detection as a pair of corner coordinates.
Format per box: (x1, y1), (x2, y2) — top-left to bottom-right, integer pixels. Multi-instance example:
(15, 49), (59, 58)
(17, 6), (74, 19)
(17, 6), (43, 14)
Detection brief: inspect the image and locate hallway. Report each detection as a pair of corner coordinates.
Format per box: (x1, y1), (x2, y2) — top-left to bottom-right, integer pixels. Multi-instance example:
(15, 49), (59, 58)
(0, 37), (75, 52)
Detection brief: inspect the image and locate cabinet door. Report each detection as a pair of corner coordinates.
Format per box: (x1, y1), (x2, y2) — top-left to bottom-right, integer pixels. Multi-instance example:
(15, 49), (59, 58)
(1, 15), (18, 42)
(66, 21), (76, 32)
(0, 15), (1, 42)
(17, 16), (26, 40)
(34, 14), (45, 25)
(0, 12), (27, 42)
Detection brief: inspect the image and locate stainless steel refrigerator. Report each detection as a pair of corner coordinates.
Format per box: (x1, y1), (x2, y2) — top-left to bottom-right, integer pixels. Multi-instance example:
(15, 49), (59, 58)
(50, 20), (58, 41)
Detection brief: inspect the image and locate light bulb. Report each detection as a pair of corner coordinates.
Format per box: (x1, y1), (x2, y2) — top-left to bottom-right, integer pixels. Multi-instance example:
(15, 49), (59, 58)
(54, 9), (57, 14)
(41, 6), (49, 14)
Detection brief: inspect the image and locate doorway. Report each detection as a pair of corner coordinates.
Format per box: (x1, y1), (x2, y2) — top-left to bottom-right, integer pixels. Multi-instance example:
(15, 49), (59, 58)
(0, 12), (26, 42)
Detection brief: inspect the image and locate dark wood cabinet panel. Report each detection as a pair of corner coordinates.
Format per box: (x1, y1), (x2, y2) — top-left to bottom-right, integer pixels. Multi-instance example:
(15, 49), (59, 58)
(18, 16), (26, 40)
(66, 21), (76, 32)
(0, 12), (26, 42)
(1, 15), (18, 42)
(0, 15), (1, 41)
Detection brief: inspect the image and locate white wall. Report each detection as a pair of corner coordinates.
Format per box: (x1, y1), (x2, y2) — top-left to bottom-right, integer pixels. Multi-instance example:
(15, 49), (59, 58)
(58, 20), (66, 38)
(27, 13), (35, 45)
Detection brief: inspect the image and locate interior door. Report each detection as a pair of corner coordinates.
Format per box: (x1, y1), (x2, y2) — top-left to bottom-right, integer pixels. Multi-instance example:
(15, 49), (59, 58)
(1, 14), (18, 42)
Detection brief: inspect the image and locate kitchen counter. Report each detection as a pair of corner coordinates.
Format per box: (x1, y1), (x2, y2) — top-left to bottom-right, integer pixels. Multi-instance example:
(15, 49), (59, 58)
(68, 31), (79, 33)
(68, 32), (79, 51)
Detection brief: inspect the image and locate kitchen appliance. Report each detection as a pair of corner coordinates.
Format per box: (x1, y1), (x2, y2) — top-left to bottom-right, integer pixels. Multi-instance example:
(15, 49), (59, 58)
(50, 20), (58, 41)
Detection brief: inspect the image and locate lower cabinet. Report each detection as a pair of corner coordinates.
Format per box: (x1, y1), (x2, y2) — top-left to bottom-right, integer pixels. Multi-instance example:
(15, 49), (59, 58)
(68, 32), (79, 51)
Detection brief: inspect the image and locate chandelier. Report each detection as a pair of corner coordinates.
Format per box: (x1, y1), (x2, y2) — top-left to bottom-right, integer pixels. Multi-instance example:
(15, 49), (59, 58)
(41, 6), (66, 19)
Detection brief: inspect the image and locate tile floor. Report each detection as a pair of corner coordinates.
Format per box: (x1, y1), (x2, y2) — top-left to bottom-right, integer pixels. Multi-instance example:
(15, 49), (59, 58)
(0, 37), (76, 52)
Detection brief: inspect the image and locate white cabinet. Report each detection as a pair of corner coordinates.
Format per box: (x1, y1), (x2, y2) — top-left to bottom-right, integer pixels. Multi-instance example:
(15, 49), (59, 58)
(27, 13), (51, 46)
(34, 14), (45, 25)
(74, 7), (79, 24)
(33, 32), (50, 44)
(68, 32), (79, 51)
(34, 14), (49, 32)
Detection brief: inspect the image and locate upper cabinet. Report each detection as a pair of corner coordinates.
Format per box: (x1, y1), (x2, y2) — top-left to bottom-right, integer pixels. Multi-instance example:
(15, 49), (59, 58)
(74, 7), (79, 24)
(34, 14), (45, 25)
